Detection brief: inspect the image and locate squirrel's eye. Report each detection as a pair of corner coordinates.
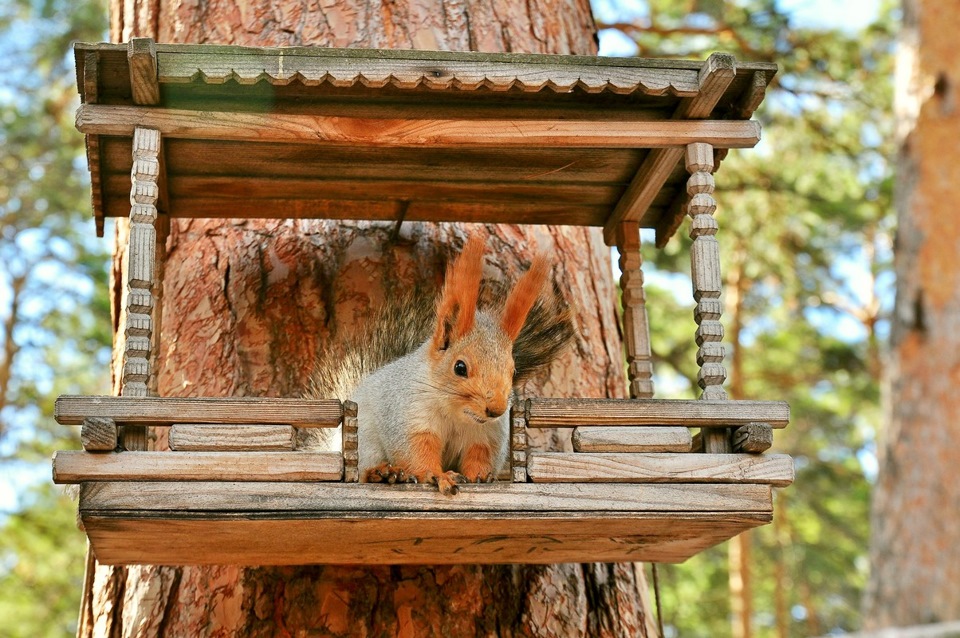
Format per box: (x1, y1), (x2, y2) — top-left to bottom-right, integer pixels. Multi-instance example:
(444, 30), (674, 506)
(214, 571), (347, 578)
(454, 360), (468, 377)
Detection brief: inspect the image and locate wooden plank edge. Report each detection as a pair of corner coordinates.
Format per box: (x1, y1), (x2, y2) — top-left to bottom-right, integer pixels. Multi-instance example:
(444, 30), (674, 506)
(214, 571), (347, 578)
(81, 511), (773, 565)
(525, 397), (790, 428)
(54, 395), (343, 426)
(53, 451), (343, 484)
(526, 452), (795, 487)
(78, 481), (774, 513)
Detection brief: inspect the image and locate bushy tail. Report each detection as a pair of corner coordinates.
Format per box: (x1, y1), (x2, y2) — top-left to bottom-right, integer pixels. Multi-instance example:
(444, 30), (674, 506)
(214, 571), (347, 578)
(481, 279), (576, 385)
(305, 287), (435, 402)
(302, 273), (576, 448)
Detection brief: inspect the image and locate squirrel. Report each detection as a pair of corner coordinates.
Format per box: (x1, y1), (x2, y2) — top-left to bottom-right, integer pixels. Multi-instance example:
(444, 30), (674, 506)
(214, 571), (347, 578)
(305, 235), (575, 495)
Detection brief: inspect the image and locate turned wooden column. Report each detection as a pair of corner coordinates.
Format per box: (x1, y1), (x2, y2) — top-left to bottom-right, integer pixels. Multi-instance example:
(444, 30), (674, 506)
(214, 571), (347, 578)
(686, 142), (731, 453)
(616, 221), (655, 400)
(120, 127), (161, 449)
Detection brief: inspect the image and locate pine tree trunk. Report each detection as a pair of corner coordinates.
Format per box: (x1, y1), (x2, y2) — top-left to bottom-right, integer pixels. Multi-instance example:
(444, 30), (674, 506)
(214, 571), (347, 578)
(80, 1), (659, 636)
(727, 248), (752, 638)
(864, 0), (960, 627)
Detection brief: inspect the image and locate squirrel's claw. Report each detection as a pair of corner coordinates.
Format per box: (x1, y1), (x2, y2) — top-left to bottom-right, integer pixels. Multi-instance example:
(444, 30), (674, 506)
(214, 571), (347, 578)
(427, 470), (466, 496)
(365, 463), (411, 485)
(461, 469), (497, 484)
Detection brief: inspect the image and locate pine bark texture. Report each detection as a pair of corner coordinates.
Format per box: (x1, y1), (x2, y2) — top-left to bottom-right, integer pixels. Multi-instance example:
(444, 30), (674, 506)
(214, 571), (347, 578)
(865, 0), (960, 627)
(81, 1), (659, 636)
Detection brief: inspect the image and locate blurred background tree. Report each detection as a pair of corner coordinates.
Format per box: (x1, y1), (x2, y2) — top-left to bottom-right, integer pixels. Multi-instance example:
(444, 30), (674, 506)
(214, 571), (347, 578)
(0, 0), (893, 636)
(592, 1), (895, 636)
(0, 0), (109, 636)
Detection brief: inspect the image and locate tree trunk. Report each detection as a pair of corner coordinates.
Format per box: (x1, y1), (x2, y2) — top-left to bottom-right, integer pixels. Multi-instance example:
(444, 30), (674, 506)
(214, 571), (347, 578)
(726, 248), (752, 638)
(865, 0), (960, 627)
(80, 1), (659, 636)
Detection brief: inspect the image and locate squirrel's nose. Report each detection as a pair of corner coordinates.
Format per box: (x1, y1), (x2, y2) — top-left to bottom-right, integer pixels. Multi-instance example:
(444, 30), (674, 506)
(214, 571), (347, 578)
(485, 406), (505, 419)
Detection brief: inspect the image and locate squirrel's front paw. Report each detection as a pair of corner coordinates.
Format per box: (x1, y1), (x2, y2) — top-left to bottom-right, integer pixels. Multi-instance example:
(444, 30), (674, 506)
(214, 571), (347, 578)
(365, 463), (418, 485)
(423, 470), (467, 496)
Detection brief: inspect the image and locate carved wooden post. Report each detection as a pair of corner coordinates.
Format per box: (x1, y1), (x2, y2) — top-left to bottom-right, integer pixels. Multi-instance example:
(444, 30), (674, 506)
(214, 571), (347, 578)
(686, 142), (731, 453)
(616, 221), (655, 400)
(512, 401), (528, 483)
(342, 400), (359, 482)
(120, 127), (161, 450)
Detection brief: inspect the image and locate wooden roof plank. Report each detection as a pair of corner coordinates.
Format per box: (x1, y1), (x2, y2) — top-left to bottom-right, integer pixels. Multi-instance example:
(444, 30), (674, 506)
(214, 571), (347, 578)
(157, 49), (701, 95)
(102, 174), (624, 206)
(100, 138), (642, 184)
(73, 41), (776, 242)
(76, 104), (762, 148)
(603, 53), (738, 244)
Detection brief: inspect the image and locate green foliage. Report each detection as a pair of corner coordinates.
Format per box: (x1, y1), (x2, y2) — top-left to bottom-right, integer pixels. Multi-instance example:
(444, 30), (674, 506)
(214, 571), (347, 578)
(598, 1), (895, 636)
(0, 0), (108, 634)
(0, 484), (88, 638)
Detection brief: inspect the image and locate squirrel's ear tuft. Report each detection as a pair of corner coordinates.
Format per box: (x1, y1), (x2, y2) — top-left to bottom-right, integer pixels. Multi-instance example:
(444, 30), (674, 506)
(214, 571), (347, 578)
(432, 235), (485, 351)
(501, 256), (549, 341)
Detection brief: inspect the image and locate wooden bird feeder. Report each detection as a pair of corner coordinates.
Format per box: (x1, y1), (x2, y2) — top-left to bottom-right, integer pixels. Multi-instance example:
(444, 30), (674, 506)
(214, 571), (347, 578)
(53, 38), (792, 565)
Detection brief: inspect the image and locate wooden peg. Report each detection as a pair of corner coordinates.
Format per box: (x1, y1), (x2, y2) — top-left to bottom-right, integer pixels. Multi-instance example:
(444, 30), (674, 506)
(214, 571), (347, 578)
(80, 417), (118, 452)
(733, 422), (773, 454)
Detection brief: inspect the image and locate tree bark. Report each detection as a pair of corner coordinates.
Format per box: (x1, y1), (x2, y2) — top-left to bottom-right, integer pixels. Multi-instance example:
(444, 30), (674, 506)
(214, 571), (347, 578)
(865, 0), (960, 627)
(82, 1), (659, 636)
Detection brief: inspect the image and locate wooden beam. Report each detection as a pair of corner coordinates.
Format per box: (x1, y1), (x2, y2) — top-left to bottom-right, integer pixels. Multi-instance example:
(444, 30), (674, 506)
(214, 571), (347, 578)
(603, 149), (683, 244)
(75, 104), (762, 149)
(127, 38), (160, 105)
(736, 70), (771, 119)
(602, 53), (737, 244)
(102, 174), (624, 206)
(525, 398), (790, 428)
(526, 452), (794, 487)
(81, 49), (105, 236)
(54, 396), (343, 427)
(79, 481), (774, 513)
(103, 197), (611, 228)
(573, 426), (692, 453)
(53, 451), (343, 483)
(81, 512), (772, 566)
(676, 53), (737, 119)
(169, 425), (295, 451)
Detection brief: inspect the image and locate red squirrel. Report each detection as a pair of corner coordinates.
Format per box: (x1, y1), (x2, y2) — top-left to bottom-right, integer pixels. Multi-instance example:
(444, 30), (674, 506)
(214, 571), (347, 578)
(306, 235), (574, 495)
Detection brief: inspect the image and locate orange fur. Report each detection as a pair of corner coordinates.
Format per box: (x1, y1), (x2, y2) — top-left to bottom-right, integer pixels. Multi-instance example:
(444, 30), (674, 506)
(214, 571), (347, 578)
(406, 432), (445, 476)
(431, 235), (485, 351)
(501, 256), (549, 340)
(407, 432), (463, 495)
(460, 444), (495, 482)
